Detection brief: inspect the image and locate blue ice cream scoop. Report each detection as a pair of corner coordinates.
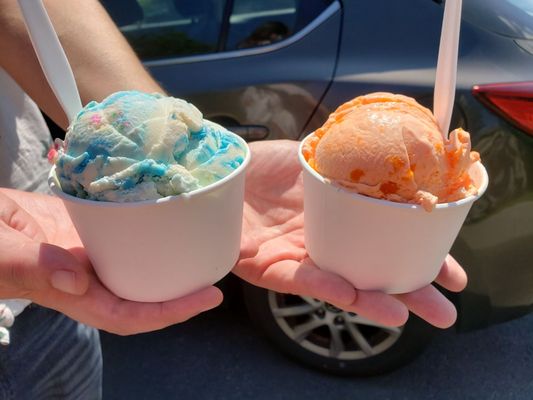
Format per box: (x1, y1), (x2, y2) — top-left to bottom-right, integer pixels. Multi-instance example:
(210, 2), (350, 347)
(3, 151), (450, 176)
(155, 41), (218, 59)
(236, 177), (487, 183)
(54, 91), (246, 202)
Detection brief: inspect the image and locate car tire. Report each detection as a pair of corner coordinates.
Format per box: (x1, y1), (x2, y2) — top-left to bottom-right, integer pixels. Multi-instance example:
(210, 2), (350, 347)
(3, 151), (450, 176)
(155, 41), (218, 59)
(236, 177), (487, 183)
(242, 282), (438, 376)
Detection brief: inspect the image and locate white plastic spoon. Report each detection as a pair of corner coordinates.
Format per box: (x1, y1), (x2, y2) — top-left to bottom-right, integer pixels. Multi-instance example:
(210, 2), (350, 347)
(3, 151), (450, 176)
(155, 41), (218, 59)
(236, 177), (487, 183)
(433, 0), (463, 140)
(18, 0), (82, 123)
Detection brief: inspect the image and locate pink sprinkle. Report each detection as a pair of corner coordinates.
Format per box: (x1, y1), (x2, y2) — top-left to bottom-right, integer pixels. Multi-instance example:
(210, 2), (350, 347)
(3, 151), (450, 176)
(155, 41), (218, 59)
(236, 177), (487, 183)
(47, 148), (58, 164)
(91, 114), (102, 124)
(48, 139), (64, 164)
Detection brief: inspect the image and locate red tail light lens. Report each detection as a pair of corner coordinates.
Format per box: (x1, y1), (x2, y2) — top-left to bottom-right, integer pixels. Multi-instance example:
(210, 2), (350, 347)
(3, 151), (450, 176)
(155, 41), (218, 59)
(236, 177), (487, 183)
(472, 82), (533, 136)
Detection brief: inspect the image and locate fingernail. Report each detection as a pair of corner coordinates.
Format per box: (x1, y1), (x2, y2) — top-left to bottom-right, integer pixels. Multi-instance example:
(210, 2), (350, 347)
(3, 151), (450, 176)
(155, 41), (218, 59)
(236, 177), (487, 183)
(51, 270), (79, 295)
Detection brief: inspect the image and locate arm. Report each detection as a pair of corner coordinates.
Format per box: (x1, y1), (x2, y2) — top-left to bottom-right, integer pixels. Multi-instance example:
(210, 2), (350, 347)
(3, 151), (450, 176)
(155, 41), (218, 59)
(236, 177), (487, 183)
(0, 0), (162, 129)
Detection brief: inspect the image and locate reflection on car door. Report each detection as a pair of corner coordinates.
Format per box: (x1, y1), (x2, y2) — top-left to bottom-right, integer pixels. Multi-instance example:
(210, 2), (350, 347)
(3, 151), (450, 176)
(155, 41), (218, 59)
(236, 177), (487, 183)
(106, 0), (342, 140)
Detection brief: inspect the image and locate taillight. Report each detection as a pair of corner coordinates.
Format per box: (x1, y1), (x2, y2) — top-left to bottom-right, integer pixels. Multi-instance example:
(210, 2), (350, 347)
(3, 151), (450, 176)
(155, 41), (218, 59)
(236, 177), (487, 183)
(472, 82), (533, 136)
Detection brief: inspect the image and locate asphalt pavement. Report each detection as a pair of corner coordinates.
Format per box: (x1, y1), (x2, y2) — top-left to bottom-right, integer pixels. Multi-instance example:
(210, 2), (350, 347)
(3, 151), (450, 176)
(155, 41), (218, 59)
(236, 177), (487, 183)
(101, 300), (533, 400)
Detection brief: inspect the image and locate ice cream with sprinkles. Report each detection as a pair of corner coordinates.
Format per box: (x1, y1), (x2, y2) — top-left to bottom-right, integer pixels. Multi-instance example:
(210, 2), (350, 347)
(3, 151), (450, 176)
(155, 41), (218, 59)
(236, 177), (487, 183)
(51, 91), (246, 202)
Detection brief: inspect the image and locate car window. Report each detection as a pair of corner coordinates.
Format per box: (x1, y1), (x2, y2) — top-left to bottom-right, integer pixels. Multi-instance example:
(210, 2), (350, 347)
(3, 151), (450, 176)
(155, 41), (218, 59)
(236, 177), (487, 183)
(228, 0), (334, 50)
(101, 0), (226, 60)
(101, 0), (334, 59)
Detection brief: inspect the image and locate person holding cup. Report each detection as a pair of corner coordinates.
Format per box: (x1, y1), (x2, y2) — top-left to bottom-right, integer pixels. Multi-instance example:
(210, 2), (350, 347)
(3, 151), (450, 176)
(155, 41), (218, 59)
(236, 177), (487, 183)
(0, 0), (467, 399)
(0, 0), (234, 397)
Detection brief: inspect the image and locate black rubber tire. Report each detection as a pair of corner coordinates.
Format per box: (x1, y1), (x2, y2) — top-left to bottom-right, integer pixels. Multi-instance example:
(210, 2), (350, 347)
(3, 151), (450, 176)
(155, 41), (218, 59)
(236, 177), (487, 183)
(242, 282), (438, 376)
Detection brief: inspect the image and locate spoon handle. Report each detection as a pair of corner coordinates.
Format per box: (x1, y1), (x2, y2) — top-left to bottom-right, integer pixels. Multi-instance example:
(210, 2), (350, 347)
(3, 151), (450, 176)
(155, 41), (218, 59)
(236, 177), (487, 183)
(433, 0), (463, 139)
(18, 0), (82, 123)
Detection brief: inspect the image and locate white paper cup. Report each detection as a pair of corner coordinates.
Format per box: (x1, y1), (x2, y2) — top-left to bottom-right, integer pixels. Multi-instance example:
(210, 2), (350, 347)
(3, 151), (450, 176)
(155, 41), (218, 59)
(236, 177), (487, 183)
(299, 135), (488, 294)
(49, 135), (250, 302)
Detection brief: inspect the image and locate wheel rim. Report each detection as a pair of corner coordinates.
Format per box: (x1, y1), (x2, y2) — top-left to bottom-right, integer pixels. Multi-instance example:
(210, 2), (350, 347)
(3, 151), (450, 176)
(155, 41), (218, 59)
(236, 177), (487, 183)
(268, 291), (403, 360)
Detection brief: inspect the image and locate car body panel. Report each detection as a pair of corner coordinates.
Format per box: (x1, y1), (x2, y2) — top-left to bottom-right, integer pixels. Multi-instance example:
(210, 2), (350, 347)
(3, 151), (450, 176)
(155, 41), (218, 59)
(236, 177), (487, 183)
(462, 0), (533, 40)
(451, 95), (533, 330)
(145, 2), (342, 140)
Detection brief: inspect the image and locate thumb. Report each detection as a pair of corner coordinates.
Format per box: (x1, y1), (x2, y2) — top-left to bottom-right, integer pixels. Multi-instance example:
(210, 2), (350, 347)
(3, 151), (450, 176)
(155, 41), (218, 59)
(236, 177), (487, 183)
(239, 233), (258, 260)
(239, 218), (259, 260)
(0, 238), (90, 297)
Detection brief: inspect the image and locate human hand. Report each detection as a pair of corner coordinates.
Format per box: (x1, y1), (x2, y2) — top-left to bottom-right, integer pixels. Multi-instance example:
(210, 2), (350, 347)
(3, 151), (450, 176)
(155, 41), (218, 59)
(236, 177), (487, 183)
(234, 140), (467, 328)
(0, 188), (224, 335)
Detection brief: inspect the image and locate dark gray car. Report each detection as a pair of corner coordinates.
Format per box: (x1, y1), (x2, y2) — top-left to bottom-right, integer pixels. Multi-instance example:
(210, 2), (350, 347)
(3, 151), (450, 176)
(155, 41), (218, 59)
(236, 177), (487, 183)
(99, 0), (533, 375)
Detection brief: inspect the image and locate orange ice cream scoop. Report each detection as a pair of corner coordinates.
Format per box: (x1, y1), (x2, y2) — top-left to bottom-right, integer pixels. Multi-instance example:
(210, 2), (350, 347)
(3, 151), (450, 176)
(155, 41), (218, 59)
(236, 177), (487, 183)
(302, 92), (480, 211)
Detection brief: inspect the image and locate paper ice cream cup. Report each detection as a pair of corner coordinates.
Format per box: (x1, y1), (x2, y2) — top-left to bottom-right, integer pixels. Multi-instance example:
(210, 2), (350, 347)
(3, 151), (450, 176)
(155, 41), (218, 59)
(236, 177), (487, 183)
(298, 134), (488, 294)
(49, 134), (250, 302)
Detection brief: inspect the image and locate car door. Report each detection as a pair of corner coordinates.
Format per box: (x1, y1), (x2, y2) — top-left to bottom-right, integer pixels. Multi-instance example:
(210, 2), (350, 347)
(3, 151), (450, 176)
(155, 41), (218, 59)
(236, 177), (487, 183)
(102, 0), (342, 141)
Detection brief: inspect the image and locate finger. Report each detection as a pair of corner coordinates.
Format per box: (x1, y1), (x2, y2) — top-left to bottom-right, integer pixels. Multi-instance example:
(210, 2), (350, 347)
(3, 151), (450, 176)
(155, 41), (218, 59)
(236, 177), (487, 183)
(237, 254), (408, 327)
(123, 286), (223, 334)
(333, 290), (410, 328)
(0, 236), (90, 297)
(0, 192), (47, 241)
(395, 285), (457, 329)
(90, 285), (223, 335)
(237, 257), (357, 306)
(233, 234), (307, 281)
(65, 246), (93, 272)
(239, 232), (258, 260)
(434, 254), (467, 292)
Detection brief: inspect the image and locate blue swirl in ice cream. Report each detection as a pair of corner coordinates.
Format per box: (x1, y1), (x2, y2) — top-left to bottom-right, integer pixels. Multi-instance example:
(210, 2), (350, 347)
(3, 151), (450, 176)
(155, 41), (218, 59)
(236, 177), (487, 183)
(53, 91), (246, 202)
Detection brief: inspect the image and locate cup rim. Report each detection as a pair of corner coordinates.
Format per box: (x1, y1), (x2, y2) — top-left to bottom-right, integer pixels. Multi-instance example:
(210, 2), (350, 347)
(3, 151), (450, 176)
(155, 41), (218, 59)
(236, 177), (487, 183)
(298, 133), (489, 210)
(49, 132), (251, 208)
